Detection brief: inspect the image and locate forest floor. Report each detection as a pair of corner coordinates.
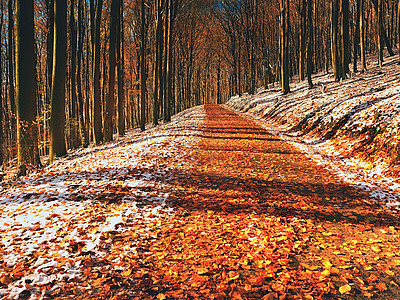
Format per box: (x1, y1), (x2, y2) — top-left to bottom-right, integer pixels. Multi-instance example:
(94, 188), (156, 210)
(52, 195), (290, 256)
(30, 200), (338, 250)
(227, 53), (400, 214)
(1, 103), (400, 299)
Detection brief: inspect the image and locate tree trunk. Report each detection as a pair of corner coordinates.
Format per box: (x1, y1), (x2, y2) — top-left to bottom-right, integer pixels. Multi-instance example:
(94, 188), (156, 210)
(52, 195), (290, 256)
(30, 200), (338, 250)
(377, 0), (384, 67)
(91, 0), (103, 144)
(398, 0), (400, 63)
(104, 0), (119, 142)
(15, 0), (40, 174)
(331, 0), (340, 81)
(280, 0), (290, 94)
(299, 0), (306, 81)
(140, 0), (146, 131)
(360, 0), (367, 71)
(341, 0), (349, 78)
(307, 0), (313, 88)
(117, 0), (125, 136)
(353, 0), (361, 73)
(76, 0), (88, 147)
(69, 0), (79, 149)
(153, 0), (162, 125)
(163, 0), (170, 122)
(8, 0), (15, 156)
(49, 0), (68, 162)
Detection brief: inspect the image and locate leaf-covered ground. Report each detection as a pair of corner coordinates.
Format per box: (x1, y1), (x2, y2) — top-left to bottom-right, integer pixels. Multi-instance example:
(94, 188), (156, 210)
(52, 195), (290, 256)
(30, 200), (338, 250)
(1, 105), (400, 299)
(227, 54), (400, 210)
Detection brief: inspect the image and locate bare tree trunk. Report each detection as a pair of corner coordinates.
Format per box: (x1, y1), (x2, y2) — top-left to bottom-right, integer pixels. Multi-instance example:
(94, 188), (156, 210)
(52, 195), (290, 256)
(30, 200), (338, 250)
(377, 0), (384, 67)
(280, 0), (290, 94)
(117, 0), (125, 136)
(398, 0), (400, 63)
(360, 0), (367, 71)
(307, 0), (313, 88)
(140, 0), (146, 131)
(15, 0), (40, 175)
(69, 0), (79, 149)
(341, 0), (350, 78)
(49, 0), (68, 162)
(104, 0), (119, 142)
(75, 0), (87, 147)
(331, 0), (340, 81)
(153, 0), (162, 125)
(163, 0), (170, 122)
(353, 0), (361, 73)
(91, 0), (103, 144)
(8, 0), (16, 157)
(299, 0), (306, 81)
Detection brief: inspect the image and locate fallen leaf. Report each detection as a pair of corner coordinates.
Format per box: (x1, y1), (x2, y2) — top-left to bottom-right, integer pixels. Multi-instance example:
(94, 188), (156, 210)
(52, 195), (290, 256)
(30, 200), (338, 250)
(339, 284), (351, 294)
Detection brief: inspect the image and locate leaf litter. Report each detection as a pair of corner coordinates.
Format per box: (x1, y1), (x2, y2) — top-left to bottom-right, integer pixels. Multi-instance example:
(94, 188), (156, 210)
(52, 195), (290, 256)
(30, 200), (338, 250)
(1, 65), (400, 299)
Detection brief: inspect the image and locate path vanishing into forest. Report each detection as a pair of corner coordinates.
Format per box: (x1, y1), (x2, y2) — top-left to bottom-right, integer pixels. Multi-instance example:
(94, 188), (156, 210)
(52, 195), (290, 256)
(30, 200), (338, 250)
(1, 105), (400, 299)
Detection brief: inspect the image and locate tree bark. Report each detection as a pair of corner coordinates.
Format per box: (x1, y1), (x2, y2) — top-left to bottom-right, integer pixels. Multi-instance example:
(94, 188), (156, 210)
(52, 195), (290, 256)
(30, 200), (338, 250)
(49, 0), (68, 162)
(163, 0), (170, 122)
(76, 0), (88, 147)
(353, 0), (361, 73)
(398, 0), (400, 63)
(140, 0), (146, 131)
(91, 0), (103, 144)
(69, 0), (78, 149)
(104, 0), (119, 142)
(341, 0), (349, 78)
(360, 0), (367, 71)
(117, 0), (125, 136)
(153, 0), (162, 125)
(8, 0), (15, 152)
(280, 0), (290, 94)
(15, 0), (40, 174)
(307, 0), (313, 88)
(331, 0), (340, 81)
(299, 0), (306, 81)
(377, 0), (384, 67)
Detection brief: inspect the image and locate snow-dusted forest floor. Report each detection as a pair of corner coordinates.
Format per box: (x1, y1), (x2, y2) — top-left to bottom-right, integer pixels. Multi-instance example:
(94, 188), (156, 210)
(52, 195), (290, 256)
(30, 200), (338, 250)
(227, 54), (400, 211)
(2, 104), (400, 299)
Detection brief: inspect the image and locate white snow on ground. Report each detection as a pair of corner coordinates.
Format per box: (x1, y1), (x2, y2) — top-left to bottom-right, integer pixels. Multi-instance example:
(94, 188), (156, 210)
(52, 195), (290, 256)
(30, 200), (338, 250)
(227, 54), (400, 211)
(0, 107), (206, 300)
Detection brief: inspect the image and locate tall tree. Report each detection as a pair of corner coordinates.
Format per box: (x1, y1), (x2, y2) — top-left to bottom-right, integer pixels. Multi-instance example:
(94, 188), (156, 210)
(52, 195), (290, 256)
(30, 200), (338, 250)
(76, 0), (88, 147)
(140, 0), (146, 131)
(398, 0), (400, 63)
(299, 0), (306, 81)
(49, 0), (68, 162)
(117, 0), (125, 136)
(8, 0), (15, 145)
(279, 0), (290, 94)
(92, 0), (103, 144)
(153, 0), (162, 125)
(377, 0), (383, 67)
(306, 0), (313, 88)
(353, 0), (361, 73)
(331, 0), (340, 81)
(104, 0), (120, 142)
(163, 0), (170, 122)
(15, 0), (39, 175)
(341, 0), (349, 78)
(360, 0), (367, 71)
(69, 0), (79, 148)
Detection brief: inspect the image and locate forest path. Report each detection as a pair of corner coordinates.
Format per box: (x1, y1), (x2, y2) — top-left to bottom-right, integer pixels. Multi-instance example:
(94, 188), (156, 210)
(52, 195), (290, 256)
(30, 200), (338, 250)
(1, 105), (400, 299)
(162, 104), (400, 299)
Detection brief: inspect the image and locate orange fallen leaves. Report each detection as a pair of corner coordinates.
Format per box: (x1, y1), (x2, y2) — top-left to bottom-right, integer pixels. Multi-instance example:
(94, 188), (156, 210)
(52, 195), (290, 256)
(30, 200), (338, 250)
(2, 105), (400, 299)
